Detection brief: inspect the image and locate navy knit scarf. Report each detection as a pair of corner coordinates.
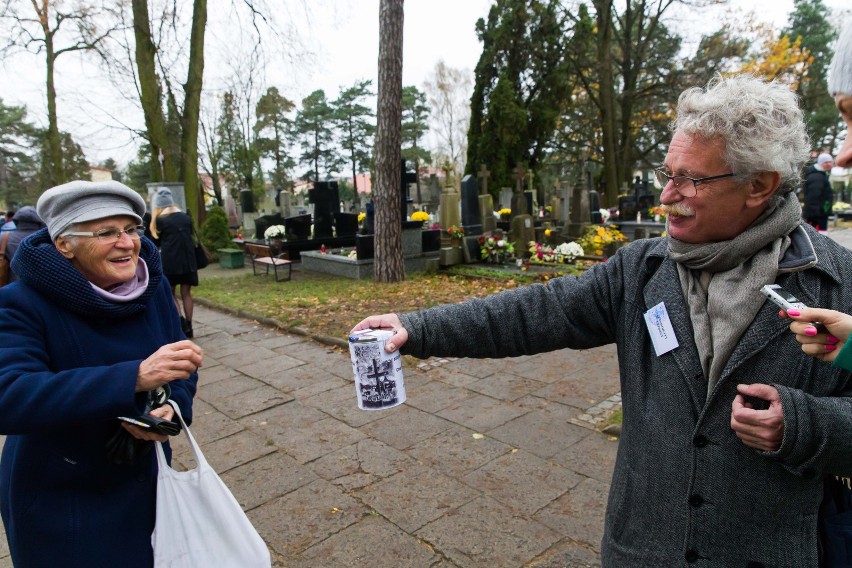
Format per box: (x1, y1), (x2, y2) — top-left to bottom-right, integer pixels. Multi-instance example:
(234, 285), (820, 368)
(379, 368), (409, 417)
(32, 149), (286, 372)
(11, 228), (164, 320)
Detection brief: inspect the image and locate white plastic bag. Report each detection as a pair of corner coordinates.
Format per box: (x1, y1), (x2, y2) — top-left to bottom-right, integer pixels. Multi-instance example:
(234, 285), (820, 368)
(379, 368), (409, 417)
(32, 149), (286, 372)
(152, 402), (271, 568)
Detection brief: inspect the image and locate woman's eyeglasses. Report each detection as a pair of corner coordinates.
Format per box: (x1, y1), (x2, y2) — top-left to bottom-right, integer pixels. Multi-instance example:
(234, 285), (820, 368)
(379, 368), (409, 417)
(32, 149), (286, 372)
(61, 225), (145, 243)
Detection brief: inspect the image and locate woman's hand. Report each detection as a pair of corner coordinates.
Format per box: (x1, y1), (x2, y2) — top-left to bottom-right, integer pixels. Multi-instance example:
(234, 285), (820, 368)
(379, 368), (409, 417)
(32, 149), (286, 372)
(137, 340), (203, 392)
(350, 314), (408, 353)
(120, 404), (176, 443)
(782, 307), (852, 362)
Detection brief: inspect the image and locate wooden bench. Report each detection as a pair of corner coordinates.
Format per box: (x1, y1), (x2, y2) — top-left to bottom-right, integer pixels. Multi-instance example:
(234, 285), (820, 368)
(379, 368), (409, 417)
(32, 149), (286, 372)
(243, 243), (292, 282)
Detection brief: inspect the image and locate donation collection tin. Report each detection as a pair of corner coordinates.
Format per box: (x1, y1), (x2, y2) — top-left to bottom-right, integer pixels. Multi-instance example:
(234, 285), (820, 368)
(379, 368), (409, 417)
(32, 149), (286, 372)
(348, 329), (406, 410)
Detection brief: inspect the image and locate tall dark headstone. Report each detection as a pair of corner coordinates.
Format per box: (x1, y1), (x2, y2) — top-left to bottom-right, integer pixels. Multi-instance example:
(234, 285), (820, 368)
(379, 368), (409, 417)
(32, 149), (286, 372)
(309, 181), (340, 239)
(460, 175), (483, 236)
(589, 190), (602, 224)
(400, 159), (417, 221)
(239, 188), (255, 213)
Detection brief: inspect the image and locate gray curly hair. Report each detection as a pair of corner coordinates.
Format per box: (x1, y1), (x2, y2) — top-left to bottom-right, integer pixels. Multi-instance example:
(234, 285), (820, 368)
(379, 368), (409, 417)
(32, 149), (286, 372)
(671, 75), (810, 194)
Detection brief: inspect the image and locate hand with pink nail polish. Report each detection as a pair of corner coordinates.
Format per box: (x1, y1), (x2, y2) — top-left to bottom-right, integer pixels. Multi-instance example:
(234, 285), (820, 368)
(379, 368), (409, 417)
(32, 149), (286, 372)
(784, 307), (852, 363)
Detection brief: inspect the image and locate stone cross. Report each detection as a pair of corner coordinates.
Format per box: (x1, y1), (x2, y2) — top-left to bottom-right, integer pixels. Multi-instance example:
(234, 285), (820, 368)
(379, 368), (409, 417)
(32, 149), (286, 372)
(512, 164), (526, 194)
(526, 170), (535, 194)
(477, 164), (491, 196)
(441, 162), (455, 190)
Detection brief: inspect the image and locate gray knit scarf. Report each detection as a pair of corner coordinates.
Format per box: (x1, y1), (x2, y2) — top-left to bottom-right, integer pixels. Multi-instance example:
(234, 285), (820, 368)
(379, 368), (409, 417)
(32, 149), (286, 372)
(668, 193), (803, 395)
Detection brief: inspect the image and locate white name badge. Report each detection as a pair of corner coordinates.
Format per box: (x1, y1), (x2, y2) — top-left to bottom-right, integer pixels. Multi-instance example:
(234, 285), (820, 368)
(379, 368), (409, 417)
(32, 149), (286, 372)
(643, 302), (679, 356)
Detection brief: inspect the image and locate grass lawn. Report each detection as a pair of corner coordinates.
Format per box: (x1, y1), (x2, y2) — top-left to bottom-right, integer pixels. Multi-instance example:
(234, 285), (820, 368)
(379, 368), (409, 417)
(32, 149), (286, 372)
(194, 264), (582, 341)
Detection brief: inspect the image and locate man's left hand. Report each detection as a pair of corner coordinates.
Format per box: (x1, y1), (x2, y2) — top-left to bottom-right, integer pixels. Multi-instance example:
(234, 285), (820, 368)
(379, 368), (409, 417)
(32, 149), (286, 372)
(731, 383), (784, 452)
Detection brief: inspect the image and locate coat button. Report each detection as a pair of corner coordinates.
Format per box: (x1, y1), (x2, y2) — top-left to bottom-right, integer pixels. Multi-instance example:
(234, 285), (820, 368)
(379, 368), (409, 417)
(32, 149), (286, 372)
(689, 494), (704, 507)
(693, 434), (708, 447)
(685, 549), (700, 563)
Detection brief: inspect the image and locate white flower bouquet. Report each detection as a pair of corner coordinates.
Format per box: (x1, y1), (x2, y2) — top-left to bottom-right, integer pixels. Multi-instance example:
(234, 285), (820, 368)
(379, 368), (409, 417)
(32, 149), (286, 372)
(264, 225), (286, 239)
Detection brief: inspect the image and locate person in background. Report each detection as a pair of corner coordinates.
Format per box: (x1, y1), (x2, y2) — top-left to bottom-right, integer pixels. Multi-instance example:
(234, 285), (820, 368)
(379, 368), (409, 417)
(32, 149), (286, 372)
(803, 152), (834, 232)
(0, 211), (15, 233)
(4, 206), (46, 282)
(0, 180), (201, 566)
(353, 75), (852, 567)
(149, 187), (198, 338)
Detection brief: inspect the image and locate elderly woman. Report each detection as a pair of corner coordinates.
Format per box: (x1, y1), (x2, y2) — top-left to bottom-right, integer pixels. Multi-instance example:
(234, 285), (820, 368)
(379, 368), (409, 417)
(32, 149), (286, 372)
(0, 180), (202, 566)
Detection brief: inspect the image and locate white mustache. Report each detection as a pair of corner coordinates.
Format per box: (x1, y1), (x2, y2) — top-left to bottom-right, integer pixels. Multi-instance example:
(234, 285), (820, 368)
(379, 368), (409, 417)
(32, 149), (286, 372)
(660, 203), (694, 217)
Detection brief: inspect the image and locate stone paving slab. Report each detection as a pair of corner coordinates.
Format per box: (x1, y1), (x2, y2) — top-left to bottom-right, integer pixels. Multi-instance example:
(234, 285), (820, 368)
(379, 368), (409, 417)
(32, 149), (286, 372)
(187, 304), (622, 566)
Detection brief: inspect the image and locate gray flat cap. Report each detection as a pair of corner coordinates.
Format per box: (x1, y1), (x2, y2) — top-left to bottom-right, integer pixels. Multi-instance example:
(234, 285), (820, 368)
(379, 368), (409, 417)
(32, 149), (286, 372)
(37, 180), (146, 239)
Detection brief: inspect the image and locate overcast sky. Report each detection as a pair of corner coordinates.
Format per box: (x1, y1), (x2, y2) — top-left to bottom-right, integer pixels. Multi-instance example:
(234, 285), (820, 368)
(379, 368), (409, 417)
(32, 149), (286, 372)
(0, 0), (848, 167)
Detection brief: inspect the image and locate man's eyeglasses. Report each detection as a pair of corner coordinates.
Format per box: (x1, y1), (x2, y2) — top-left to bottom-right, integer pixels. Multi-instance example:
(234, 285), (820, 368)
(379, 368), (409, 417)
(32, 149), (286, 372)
(62, 225), (145, 243)
(653, 168), (736, 198)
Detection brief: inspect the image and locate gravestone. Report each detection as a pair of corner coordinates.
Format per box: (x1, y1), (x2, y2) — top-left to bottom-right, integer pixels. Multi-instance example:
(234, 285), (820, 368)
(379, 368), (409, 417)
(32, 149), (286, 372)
(638, 194), (657, 217)
(510, 165), (529, 217)
(477, 165), (497, 233)
(309, 181), (340, 239)
(499, 187), (513, 213)
(510, 214), (535, 258)
(564, 182), (591, 239)
(559, 183), (571, 226)
(254, 212), (284, 240)
(334, 212), (359, 237)
(524, 190), (536, 218)
(460, 174), (483, 237)
(427, 174), (442, 218)
(618, 195), (638, 223)
(400, 159), (417, 221)
(285, 214), (312, 240)
(550, 195), (561, 227)
(274, 187), (290, 218)
(365, 201), (375, 235)
(439, 181), (461, 247)
(589, 190), (602, 224)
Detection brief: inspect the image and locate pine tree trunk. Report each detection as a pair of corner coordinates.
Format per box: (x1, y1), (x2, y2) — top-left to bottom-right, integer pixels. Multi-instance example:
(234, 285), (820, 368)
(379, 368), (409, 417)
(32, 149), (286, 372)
(594, 0), (619, 208)
(373, 0), (405, 283)
(181, 0), (207, 222)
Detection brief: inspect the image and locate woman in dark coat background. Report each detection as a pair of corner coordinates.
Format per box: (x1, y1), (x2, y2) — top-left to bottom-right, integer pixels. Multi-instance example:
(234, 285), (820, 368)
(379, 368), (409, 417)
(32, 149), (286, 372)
(150, 187), (198, 338)
(0, 180), (201, 566)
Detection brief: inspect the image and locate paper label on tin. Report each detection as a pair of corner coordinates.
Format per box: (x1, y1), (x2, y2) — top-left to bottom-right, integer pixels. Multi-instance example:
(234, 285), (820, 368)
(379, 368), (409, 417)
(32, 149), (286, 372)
(349, 330), (406, 410)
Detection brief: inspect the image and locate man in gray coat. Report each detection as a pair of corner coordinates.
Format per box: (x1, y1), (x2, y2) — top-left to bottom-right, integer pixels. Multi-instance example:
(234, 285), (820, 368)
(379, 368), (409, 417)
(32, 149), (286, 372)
(353, 75), (852, 567)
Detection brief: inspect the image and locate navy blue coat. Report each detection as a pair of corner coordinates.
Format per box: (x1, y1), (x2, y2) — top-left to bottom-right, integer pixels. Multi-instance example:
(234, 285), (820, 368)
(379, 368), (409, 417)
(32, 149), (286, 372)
(0, 229), (197, 567)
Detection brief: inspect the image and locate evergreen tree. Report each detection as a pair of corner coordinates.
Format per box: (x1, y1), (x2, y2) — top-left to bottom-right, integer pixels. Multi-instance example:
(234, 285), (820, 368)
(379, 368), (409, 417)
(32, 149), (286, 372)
(466, 0), (572, 195)
(333, 80), (375, 194)
(0, 98), (39, 206)
(782, 0), (839, 149)
(401, 85), (431, 204)
(200, 206), (232, 256)
(255, 86), (296, 193)
(217, 91), (263, 204)
(294, 90), (339, 182)
(37, 130), (90, 190)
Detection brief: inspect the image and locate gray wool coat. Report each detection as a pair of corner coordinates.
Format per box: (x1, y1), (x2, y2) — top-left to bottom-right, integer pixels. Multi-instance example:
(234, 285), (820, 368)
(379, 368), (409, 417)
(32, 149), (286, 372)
(399, 225), (852, 567)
